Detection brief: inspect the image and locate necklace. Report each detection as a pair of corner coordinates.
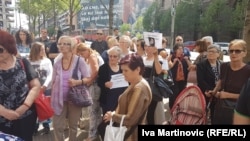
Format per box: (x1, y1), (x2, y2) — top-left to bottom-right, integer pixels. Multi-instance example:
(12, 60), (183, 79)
(62, 54), (73, 70)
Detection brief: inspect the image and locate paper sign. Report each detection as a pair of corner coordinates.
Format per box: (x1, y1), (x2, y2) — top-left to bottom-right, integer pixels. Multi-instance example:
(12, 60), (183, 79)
(143, 32), (163, 49)
(110, 73), (129, 89)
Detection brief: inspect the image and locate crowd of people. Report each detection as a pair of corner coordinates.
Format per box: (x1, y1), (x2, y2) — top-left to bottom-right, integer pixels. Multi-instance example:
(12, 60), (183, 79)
(0, 27), (250, 141)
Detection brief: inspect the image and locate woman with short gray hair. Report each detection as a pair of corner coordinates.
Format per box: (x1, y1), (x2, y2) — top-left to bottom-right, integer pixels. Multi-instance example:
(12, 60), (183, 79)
(97, 46), (128, 140)
(196, 44), (221, 124)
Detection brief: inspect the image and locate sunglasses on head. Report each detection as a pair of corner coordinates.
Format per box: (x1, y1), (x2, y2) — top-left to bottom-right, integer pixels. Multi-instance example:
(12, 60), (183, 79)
(229, 49), (244, 54)
(0, 48), (5, 53)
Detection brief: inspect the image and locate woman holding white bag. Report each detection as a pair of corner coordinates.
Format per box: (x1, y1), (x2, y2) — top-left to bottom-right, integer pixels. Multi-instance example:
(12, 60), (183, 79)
(103, 53), (152, 141)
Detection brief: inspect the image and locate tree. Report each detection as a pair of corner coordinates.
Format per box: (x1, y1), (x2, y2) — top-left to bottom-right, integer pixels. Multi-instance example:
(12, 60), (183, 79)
(142, 1), (161, 32)
(200, 0), (232, 41)
(175, 0), (201, 40)
(133, 16), (144, 33)
(99, 0), (115, 35)
(60, 0), (82, 33)
(230, 0), (248, 39)
(243, 0), (250, 63)
(119, 23), (131, 35)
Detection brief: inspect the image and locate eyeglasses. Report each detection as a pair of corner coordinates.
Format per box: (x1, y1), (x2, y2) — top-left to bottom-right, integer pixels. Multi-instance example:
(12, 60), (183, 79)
(57, 43), (71, 46)
(96, 33), (103, 35)
(207, 50), (218, 54)
(109, 55), (118, 58)
(229, 49), (244, 54)
(0, 48), (5, 53)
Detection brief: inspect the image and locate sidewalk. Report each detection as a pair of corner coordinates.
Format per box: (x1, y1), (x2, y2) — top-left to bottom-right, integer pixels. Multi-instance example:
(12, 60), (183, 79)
(33, 125), (89, 141)
(33, 98), (171, 141)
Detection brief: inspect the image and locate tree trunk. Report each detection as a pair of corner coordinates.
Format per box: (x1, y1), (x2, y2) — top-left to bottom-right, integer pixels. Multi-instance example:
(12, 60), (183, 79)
(109, 0), (114, 35)
(243, 0), (250, 63)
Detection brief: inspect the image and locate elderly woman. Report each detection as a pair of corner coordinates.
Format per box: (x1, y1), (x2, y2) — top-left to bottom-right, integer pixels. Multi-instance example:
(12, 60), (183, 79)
(0, 30), (41, 141)
(51, 36), (90, 141)
(207, 39), (250, 124)
(97, 46), (127, 140)
(103, 53), (152, 141)
(196, 44), (221, 124)
(76, 43), (104, 141)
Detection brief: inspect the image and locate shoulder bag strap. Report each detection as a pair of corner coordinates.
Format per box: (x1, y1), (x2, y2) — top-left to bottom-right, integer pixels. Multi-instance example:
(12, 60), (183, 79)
(150, 61), (156, 80)
(222, 62), (229, 91)
(72, 56), (80, 79)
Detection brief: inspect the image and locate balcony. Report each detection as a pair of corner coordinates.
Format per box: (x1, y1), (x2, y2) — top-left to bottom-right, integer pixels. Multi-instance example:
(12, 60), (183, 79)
(5, 6), (14, 12)
(6, 13), (14, 18)
(5, 0), (12, 5)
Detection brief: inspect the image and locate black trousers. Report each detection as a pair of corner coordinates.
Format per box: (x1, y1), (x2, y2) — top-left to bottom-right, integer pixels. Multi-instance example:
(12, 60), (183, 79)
(146, 100), (158, 124)
(0, 105), (37, 141)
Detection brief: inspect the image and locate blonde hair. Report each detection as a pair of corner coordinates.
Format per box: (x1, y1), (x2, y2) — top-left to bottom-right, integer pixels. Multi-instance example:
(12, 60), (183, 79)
(76, 43), (99, 56)
(29, 42), (46, 61)
(58, 35), (77, 50)
(107, 37), (119, 48)
(229, 39), (247, 52)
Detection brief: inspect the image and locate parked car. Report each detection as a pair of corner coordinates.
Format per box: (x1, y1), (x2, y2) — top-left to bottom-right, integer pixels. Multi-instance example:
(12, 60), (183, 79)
(214, 42), (229, 55)
(183, 41), (196, 51)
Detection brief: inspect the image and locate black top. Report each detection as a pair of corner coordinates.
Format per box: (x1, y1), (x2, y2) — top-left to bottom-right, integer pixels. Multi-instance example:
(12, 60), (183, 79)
(235, 77), (250, 117)
(0, 58), (37, 124)
(97, 63), (127, 114)
(91, 40), (108, 55)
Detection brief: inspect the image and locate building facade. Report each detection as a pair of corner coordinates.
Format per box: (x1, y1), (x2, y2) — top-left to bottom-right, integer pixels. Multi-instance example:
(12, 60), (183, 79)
(0, 0), (14, 30)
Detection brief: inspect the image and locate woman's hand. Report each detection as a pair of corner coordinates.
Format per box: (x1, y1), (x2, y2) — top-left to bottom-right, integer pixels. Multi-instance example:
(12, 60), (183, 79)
(205, 90), (215, 98)
(15, 105), (29, 118)
(103, 111), (113, 123)
(41, 86), (46, 92)
(105, 81), (113, 89)
(68, 78), (77, 87)
(2, 108), (20, 121)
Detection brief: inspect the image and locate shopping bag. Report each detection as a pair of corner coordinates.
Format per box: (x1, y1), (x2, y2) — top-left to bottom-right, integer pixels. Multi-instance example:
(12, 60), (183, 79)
(104, 115), (127, 141)
(35, 90), (54, 121)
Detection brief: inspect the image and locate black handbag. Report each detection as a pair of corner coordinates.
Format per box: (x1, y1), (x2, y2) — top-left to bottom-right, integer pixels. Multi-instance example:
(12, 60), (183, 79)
(68, 57), (93, 107)
(148, 62), (173, 99)
(162, 71), (174, 86)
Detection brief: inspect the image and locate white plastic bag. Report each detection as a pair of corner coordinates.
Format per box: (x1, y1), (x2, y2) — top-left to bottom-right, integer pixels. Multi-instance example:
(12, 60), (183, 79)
(104, 115), (127, 141)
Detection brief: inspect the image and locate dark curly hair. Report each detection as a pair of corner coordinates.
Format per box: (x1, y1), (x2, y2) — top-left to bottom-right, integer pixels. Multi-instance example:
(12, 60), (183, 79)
(15, 29), (33, 45)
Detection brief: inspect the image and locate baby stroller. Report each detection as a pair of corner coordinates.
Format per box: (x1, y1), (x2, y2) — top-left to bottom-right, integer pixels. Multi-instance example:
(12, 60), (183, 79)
(169, 85), (207, 125)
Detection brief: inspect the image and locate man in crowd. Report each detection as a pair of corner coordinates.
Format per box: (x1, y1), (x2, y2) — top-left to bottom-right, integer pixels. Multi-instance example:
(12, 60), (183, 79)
(91, 29), (108, 55)
(35, 29), (51, 57)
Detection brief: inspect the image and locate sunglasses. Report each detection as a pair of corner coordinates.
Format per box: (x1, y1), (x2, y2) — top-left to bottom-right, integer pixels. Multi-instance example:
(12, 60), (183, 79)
(96, 33), (103, 35)
(109, 55), (118, 58)
(229, 49), (244, 54)
(176, 39), (182, 41)
(57, 43), (71, 46)
(0, 48), (5, 53)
